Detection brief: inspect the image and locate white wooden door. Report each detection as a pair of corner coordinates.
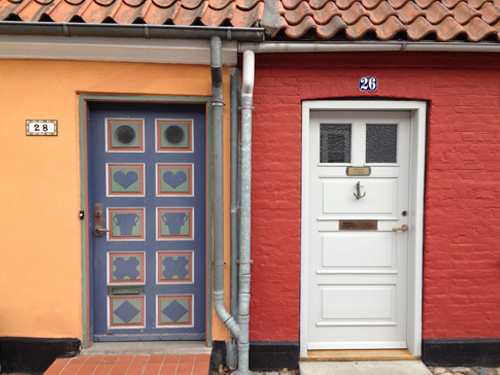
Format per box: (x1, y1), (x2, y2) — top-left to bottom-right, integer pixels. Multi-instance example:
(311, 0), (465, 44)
(305, 110), (411, 350)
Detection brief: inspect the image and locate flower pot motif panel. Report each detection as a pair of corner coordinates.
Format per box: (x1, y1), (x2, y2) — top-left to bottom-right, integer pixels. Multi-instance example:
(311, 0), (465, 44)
(157, 208), (193, 240)
(108, 208), (145, 240)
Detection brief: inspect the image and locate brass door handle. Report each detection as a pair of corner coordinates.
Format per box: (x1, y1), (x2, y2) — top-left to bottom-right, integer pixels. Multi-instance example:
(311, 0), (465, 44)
(95, 226), (111, 234)
(392, 224), (408, 232)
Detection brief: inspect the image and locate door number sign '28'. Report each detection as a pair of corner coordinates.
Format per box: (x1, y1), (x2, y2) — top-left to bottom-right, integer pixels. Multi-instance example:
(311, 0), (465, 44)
(26, 120), (58, 136)
(359, 77), (378, 92)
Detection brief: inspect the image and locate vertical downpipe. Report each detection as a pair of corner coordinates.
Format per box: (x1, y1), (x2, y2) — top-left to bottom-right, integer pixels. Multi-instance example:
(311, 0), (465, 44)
(211, 36), (240, 339)
(228, 68), (242, 371)
(235, 50), (255, 375)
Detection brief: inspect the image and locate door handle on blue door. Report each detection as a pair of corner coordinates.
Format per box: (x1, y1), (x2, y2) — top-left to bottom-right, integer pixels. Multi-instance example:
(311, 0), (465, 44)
(94, 203), (111, 237)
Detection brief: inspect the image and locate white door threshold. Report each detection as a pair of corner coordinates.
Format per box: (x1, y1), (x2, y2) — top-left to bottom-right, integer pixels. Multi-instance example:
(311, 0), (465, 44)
(81, 341), (211, 356)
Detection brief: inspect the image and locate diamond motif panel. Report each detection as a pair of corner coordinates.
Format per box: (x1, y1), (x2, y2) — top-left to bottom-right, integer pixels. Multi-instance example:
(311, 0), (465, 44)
(156, 119), (193, 152)
(107, 163), (145, 196)
(157, 251), (193, 284)
(157, 164), (193, 196)
(106, 119), (144, 152)
(108, 208), (145, 241)
(157, 295), (193, 327)
(157, 208), (193, 240)
(108, 252), (145, 285)
(109, 296), (144, 328)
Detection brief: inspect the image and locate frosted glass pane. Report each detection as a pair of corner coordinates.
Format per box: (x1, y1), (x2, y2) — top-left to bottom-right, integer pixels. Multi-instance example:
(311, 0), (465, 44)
(366, 124), (397, 163)
(320, 124), (351, 163)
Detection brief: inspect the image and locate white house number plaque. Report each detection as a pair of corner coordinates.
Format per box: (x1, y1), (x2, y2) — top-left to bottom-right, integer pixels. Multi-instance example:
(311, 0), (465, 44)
(26, 120), (58, 136)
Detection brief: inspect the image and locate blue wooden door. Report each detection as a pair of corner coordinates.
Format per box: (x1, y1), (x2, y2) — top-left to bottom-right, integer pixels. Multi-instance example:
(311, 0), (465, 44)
(88, 101), (207, 341)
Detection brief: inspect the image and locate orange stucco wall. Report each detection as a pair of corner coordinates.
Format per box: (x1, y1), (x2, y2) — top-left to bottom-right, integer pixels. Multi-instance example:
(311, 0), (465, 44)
(0, 59), (232, 342)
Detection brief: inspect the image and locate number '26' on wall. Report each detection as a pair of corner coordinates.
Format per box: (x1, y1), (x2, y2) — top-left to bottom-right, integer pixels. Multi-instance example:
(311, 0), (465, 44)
(358, 77), (378, 92)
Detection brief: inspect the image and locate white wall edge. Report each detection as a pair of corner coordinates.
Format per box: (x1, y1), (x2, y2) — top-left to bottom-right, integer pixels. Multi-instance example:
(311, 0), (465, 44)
(300, 100), (427, 358)
(0, 35), (238, 66)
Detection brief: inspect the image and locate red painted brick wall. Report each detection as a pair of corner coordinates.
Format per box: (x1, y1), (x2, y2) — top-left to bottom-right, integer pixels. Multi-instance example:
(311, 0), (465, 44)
(249, 52), (500, 342)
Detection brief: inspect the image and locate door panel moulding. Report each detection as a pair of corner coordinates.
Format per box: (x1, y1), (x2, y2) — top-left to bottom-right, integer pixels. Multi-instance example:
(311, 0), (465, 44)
(300, 100), (427, 359)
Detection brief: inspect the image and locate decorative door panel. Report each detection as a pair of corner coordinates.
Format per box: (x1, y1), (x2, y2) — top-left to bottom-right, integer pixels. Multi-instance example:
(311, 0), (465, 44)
(88, 101), (206, 341)
(306, 110), (410, 350)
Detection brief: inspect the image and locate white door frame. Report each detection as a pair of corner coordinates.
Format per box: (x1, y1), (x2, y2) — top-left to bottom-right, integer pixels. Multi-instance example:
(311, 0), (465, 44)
(300, 100), (427, 358)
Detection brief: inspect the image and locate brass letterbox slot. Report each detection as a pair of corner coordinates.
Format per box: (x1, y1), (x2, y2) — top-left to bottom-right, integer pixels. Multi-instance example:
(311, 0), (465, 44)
(108, 286), (144, 296)
(339, 220), (377, 231)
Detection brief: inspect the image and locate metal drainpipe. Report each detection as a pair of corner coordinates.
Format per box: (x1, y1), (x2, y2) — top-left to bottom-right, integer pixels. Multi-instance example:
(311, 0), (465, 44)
(234, 49), (255, 375)
(211, 36), (241, 340)
(227, 68), (242, 371)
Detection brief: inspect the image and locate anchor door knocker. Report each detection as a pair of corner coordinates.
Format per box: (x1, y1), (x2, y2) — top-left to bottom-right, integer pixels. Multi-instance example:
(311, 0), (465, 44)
(353, 181), (366, 200)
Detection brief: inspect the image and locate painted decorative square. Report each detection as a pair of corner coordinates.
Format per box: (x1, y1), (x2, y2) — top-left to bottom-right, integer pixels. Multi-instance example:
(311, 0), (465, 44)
(106, 119), (144, 152)
(107, 164), (145, 196)
(156, 119), (193, 152)
(108, 208), (145, 241)
(157, 208), (193, 240)
(157, 164), (193, 196)
(108, 252), (145, 285)
(109, 296), (144, 328)
(157, 295), (193, 327)
(157, 251), (193, 284)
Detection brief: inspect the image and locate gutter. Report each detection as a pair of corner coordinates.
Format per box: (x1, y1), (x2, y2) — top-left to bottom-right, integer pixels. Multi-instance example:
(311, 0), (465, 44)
(239, 41), (500, 53)
(0, 21), (264, 42)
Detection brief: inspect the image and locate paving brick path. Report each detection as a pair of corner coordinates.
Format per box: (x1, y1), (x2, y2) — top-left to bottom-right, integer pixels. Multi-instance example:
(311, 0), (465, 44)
(43, 354), (210, 375)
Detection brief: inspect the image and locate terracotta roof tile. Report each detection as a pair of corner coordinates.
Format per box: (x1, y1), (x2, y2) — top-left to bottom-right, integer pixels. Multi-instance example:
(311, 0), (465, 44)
(481, 1), (500, 23)
(370, 1), (397, 23)
(0, 0), (499, 42)
(425, 2), (452, 23)
(398, 1), (426, 23)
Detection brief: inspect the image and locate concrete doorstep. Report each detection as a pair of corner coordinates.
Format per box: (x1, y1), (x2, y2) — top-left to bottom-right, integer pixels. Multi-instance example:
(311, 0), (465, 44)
(300, 360), (432, 375)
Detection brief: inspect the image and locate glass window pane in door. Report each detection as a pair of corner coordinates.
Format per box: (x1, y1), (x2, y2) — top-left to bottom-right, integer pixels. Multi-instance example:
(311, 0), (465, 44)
(366, 124), (397, 163)
(320, 124), (351, 163)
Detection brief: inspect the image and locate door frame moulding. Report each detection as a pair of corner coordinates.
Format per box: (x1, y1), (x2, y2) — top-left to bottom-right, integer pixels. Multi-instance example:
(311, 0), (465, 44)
(300, 100), (427, 358)
(79, 94), (213, 348)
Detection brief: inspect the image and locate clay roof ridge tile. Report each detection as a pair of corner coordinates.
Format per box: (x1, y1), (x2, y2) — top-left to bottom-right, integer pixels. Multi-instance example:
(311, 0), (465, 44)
(387, 0), (411, 10)
(425, 1), (453, 24)
(480, 1), (500, 24)
(398, 1), (426, 23)
(452, 1), (481, 24)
